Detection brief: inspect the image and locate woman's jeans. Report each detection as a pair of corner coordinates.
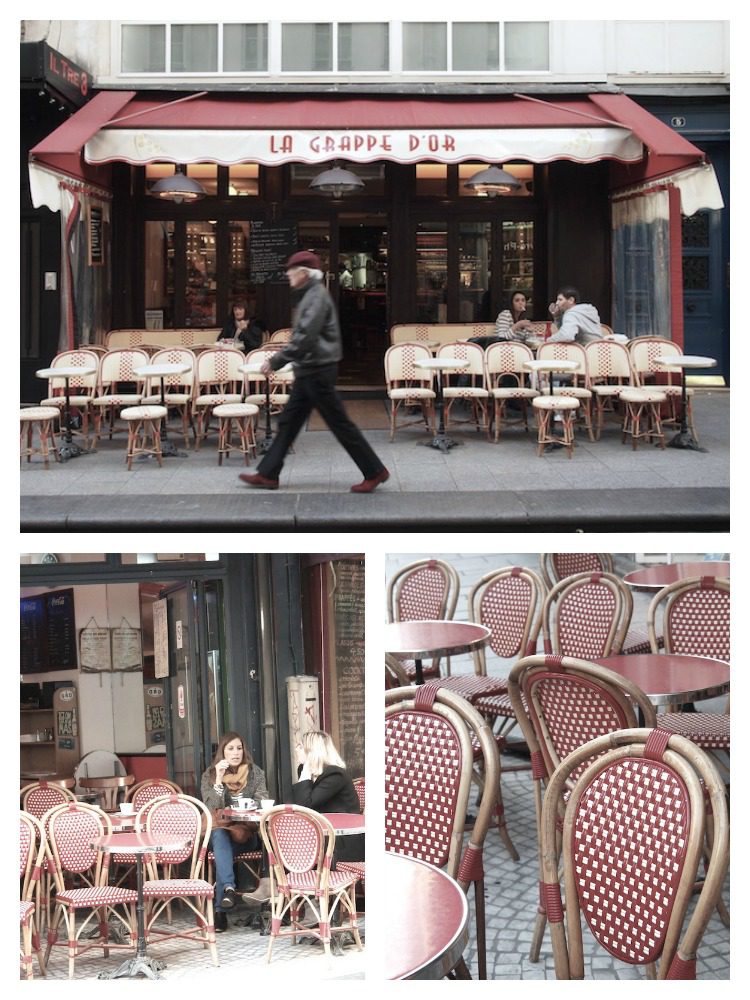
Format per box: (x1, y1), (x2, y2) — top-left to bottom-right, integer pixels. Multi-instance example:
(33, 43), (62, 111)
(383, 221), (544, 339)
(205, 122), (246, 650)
(210, 829), (244, 911)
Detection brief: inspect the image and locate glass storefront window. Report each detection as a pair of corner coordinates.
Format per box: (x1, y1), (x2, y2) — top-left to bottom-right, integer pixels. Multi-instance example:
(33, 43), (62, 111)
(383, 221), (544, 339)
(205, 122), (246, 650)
(403, 23), (447, 71)
(416, 223), (448, 322)
(297, 221), (331, 275)
(223, 23), (268, 71)
(416, 164), (448, 197)
(228, 164), (259, 196)
(186, 163), (218, 197)
(505, 22), (549, 71)
(228, 222), (256, 305)
(185, 222), (218, 326)
(453, 23), (499, 71)
(459, 223), (492, 322)
(171, 24), (218, 72)
(144, 220), (175, 328)
(282, 23), (333, 71)
(502, 221), (534, 313)
(338, 23), (389, 71)
(121, 24), (166, 72)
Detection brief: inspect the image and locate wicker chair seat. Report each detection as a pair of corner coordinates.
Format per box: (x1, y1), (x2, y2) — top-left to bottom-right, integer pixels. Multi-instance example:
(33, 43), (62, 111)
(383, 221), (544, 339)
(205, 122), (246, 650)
(533, 395), (578, 411)
(335, 862), (365, 879)
(401, 658), (441, 681)
(195, 393), (242, 407)
(443, 386), (489, 398)
(281, 870), (356, 893)
(591, 384), (627, 397)
(40, 395), (92, 407)
(387, 386), (436, 399)
(92, 394), (143, 407)
(491, 386), (538, 399)
(553, 386), (592, 399)
(656, 712), (730, 749)
(423, 675), (508, 701)
(55, 885), (138, 908)
(244, 392), (290, 406)
(141, 392), (192, 405)
(143, 878), (213, 898)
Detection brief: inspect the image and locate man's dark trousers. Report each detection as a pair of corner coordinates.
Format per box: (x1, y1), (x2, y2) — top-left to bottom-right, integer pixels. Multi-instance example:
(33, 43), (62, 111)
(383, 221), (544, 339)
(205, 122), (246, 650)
(256, 363), (384, 480)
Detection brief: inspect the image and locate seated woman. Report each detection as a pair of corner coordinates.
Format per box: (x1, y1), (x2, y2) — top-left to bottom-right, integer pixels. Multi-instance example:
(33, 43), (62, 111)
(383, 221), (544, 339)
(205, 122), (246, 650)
(217, 301), (268, 352)
(470, 290), (533, 349)
(200, 732), (269, 932)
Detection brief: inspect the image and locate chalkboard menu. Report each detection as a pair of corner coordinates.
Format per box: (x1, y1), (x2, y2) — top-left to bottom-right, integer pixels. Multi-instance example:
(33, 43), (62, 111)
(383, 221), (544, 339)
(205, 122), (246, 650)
(330, 560), (365, 779)
(21, 589), (77, 673)
(249, 221), (298, 283)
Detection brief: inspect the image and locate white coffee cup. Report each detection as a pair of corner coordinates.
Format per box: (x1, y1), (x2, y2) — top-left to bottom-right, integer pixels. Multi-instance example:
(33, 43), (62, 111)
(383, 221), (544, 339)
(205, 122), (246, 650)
(119, 802), (135, 815)
(261, 799), (275, 811)
(238, 798), (255, 810)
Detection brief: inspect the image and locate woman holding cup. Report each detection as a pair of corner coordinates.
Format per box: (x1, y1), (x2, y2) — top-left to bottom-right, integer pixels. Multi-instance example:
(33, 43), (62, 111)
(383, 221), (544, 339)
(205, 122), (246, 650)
(200, 732), (269, 932)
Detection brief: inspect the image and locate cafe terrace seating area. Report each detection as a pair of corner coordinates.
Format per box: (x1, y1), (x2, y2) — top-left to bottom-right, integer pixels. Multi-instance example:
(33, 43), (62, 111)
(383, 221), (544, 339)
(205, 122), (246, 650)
(384, 552), (730, 980)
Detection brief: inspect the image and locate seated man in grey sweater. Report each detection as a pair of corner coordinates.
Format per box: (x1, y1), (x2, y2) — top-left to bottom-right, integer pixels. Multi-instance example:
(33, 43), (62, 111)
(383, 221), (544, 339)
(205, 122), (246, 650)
(547, 286), (603, 344)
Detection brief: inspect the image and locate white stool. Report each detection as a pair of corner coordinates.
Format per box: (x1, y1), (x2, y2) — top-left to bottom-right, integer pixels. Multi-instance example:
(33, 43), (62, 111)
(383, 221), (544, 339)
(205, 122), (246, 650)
(20, 407), (60, 468)
(619, 389), (666, 450)
(120, 405), (168, 469)
(532, 396), (579, 458)
(213, 403), (259, 466)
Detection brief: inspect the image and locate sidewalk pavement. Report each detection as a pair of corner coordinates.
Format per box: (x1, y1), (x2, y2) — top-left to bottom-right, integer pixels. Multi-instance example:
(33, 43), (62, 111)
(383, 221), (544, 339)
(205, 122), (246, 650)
(20, 389), (729, 532)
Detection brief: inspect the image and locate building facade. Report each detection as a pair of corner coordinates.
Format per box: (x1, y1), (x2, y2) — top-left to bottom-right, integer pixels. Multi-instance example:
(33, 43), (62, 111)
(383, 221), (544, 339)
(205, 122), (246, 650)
(21, 19), (729, 400)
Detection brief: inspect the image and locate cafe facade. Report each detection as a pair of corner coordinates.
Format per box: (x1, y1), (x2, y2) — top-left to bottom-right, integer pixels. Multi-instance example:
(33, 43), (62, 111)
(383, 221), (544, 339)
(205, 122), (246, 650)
(21, 21), (729, 396)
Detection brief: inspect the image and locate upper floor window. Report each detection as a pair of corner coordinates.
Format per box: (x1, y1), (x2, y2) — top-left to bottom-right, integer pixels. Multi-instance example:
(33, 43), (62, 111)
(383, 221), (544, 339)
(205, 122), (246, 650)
(282, 23), (333, 72)
(338, 23), (389, 72)
(223, 24), (268, 72)
(505, 22), (549, 72)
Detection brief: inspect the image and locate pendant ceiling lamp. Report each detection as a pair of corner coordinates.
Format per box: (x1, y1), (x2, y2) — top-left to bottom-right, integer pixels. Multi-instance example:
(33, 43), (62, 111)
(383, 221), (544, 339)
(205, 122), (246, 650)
(309, 163), (364, 198)
(149, 168), (207, 204)
(463, 165), (522, 198)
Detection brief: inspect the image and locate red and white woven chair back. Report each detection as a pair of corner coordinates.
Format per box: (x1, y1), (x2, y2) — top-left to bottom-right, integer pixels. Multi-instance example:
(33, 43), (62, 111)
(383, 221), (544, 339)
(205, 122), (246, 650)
(629, 337), (682, 383)
(388, 558), (459, 623)
(127, 779), (182, 809)
(537, 341), (589, 384)
(659, 577), (730, 660)
(98, 348), (150, 387)
(20, 811), (45, 898)
(46, 802), (108, 882)
(484, 340), (534, 383)
(144, 794), (208, 875)
(470, 566), (545, 659)
(197, 347), (245, 389)
(352, 778), (365, 813)
(437, 341), (485, 377)
(149, 349), (195, 390)
(384, 343), (433, 385)
(262, 806), (327, 876)
(541, 553), (614, 588)
(544, 572), (631, 658)
(385, 699), (472, 876)
(21, 781), (75, 819)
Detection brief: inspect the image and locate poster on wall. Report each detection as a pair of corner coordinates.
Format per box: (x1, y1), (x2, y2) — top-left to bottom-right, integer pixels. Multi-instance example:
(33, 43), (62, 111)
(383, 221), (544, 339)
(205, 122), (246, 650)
(111, 619), (142, 672)
(79, 618), (111, 672)
(153, 599), (169, 678)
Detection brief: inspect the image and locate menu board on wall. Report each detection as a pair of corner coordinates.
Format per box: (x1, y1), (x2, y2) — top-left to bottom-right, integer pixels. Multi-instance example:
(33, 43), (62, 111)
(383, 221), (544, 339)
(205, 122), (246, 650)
(79, 621), (111, 672)
(153, 599), (169, 679)
(112, 621), (142, 672)
(329, 560), (365, 779)
(249, 222), (298, 283)
(20, 589), (77, 673)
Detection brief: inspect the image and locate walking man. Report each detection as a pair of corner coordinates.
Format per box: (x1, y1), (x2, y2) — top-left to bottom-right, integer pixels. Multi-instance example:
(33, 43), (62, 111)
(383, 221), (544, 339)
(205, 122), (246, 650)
(239, 251), (390, 492)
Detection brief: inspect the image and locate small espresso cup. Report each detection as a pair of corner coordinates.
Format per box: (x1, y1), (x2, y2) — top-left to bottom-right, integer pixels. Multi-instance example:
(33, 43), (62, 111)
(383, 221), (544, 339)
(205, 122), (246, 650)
(261, 799), (275, 811)
(119, 802), (135, 815)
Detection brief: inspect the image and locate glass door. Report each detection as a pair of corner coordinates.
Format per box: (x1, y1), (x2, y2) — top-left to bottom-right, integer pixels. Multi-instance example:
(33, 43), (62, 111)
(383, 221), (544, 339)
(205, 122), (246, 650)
(337, 214), (389, 385)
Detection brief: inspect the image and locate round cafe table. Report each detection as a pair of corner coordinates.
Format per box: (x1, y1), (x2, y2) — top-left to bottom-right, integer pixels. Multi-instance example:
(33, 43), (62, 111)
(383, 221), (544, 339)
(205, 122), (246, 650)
(523, 357), (580, 395)
(595, 652), (729, 708)
(91, 831), (191, 980)
(385, 619), (491, 685)
(654, 354), (717, 451)
(385, 852), (469, 979)
(134, 362), (192, 457)
(414, 357), (468, 452)
(36, 365), (97, 460)
(623, 560), (730, 590)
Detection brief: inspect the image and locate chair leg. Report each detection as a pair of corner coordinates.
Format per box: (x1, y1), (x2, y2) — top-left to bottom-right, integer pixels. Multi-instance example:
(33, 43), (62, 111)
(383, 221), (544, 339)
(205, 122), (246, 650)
(474, 876), (487, 979)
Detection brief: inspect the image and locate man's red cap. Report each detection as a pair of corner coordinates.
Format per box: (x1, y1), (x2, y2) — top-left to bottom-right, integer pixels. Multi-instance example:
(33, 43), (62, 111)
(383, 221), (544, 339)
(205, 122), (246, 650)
(286, 250), (321, 270)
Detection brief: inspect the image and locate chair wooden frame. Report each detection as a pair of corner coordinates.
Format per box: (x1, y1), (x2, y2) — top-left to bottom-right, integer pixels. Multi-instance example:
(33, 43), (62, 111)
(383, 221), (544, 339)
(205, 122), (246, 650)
(508, 654), (656, 963)
(386, 684), (499, 979)
(536, 341), (595, 441)
(383, 342), (436, 441)
(541, 570), (633, 658)
(484, 340), (538, 440)
(584, 339), (634, 438)
(438, 341), (490, 434)
(387, 558), (461, 679)
(20, 810), (47, 979)
(39, 349), (101, 446)
(192, 347), (246, 448)
(91, 348), (151, 444)
(540, 728), (728, 979)
(259, 804), (362, 962)
(628, 336), (697, 439)
(139, 347), (197, 447)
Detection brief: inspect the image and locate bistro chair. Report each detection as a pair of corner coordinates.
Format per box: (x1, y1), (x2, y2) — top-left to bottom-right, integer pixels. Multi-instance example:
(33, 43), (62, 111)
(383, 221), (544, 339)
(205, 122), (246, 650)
(437, 341), (489, 433)
(140, 793), (218, 967)
(540, 728), (729, 979)
(20, 406), (61, 468)
(508, 654), (656, 962)
(336, 778), (366, 904)
(385, 684), (499, 979)
(244, 347), (294, 414)
(125, 778), (183, 809)
(536, 341), (595, 442)
(77, 774), (135, 812)
(20, 810), (47, 979)
(628, 337), (697, 439)
(386, 558), (461, 680)
(484, 340), (538, 441)
(383, 342), (436, 441)
(139, 347), (197, 446)
(192, 347), (246, 448)
(584, 339), (634, 438)
(268, 328), (292, 343)
(39, 349), (100, 447)
(259, 804), (362, 962)
(21, 781), (77, 935)
(44, 801), (138, 979)
(619, 386), (667, 449)
(90, 348), (150, 444)
(541, 570), (633, 659)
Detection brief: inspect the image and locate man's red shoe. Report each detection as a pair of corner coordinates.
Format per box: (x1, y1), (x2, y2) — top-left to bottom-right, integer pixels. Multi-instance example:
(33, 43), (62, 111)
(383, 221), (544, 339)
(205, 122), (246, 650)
(239, 473), (279, 490)
(350, 468), (390, 493)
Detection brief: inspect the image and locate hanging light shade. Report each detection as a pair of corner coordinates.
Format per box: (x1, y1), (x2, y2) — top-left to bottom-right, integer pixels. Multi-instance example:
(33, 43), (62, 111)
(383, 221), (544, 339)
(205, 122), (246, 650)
(309, 164), (364, 198)
(149, 168), (207, 204)
(463, 165), (522, 198)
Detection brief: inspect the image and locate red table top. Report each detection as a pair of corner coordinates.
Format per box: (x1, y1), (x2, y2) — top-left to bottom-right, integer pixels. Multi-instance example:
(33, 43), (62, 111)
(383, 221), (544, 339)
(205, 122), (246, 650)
(623, 561), (729, 589)
(322, 812), (365, 835)
(385, 620), (491, 660)
(385, 852), (468, 980)
(91, 832), (191, 855)
(596, 653), (729, 706)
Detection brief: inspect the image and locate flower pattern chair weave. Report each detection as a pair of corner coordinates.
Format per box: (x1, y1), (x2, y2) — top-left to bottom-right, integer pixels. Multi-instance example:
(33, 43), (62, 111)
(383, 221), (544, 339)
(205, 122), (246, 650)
(508, 654), (656, 963)
(387, 558), (460, 680)
(193, 348), (246, 448)
(20, 811), (47, 979)
(651, 577), (731, 751)
(484, 341), (538, 440)
(44, 802), (138, 979)
(91, 349), (150, 443)
(259, 805), (362, 962)
(385, 684), (499, 979)
(438, 341), (490, 433)
(140, 793), (218, 966)
(384, 343), (436, 441)
(540, 729), (729, 979)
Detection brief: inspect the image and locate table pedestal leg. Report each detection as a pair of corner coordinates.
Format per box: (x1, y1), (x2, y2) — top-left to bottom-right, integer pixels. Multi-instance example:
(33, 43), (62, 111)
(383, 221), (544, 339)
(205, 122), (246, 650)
(414, 657), (425, 686)
(159, 377), (185, 458)
(420, 373), (460, 453)
(98, 856), (165, 980)
(666, 383), (705, 452)
(58, 379), (91, 461)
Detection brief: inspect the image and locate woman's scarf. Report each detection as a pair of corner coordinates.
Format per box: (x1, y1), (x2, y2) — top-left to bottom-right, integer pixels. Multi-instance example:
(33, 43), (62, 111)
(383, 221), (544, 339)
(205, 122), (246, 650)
(220, 763), (249, 795)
